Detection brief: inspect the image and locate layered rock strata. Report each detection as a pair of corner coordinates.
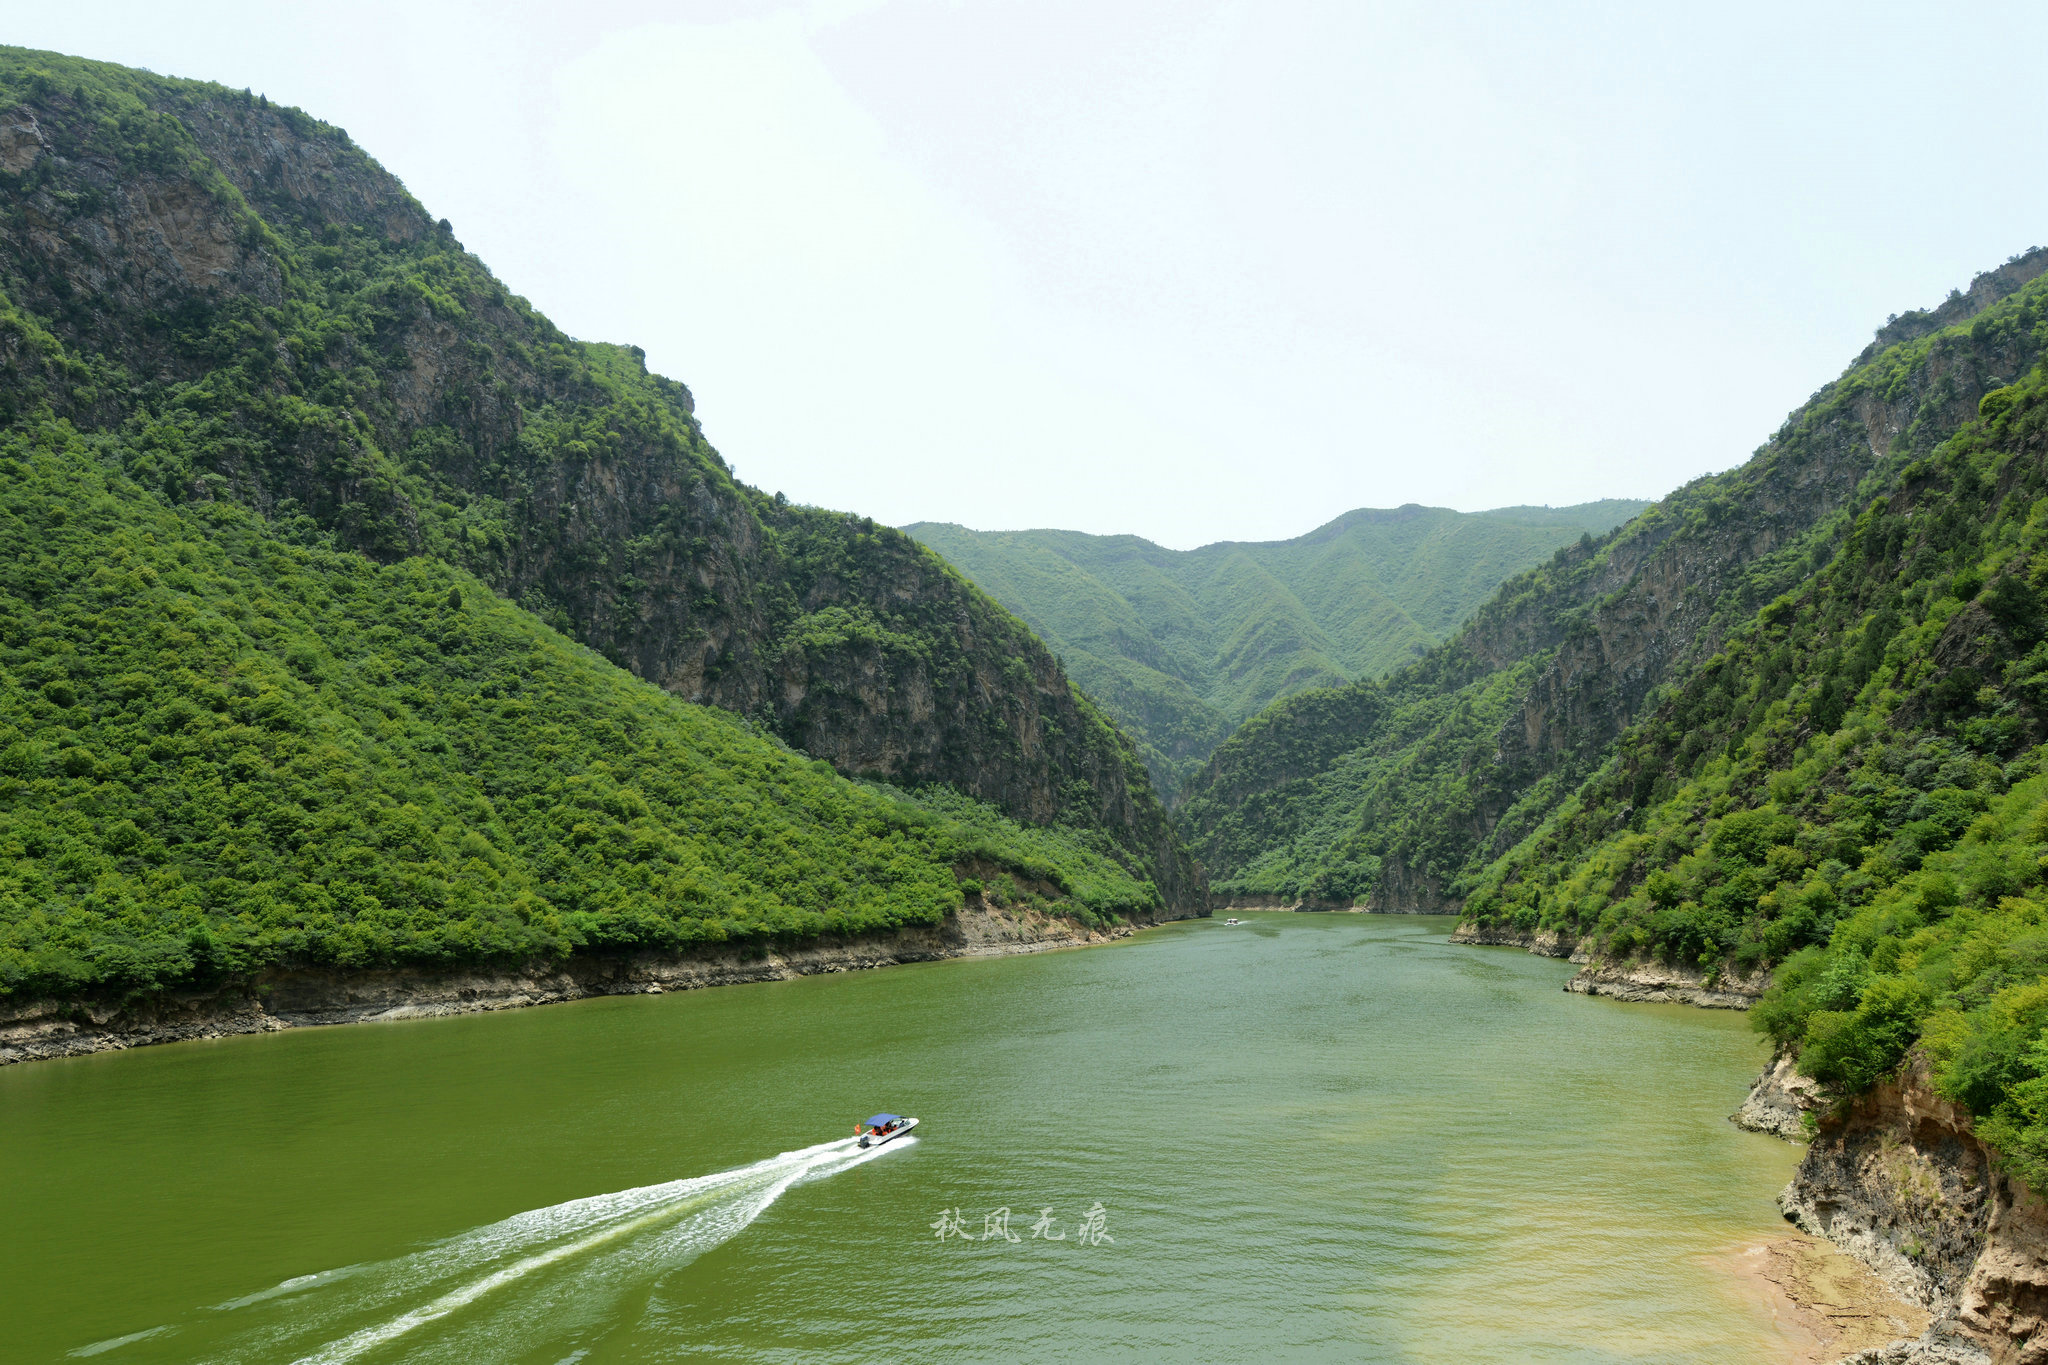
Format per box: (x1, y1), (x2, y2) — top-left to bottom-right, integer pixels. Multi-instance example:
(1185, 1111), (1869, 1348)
(1779, 1056), (2048, 1364)
(1563, 957), (1771, 1009)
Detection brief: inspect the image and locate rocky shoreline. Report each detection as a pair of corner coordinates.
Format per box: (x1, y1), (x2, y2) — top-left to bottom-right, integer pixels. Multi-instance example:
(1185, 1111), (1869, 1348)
(1767, 1054), (2048, 1365)
(1447, 922), (1772, 1007)
(1, 904), (1183, 1068)
(1722, 1236), (1932, 1362)
(1450, 919), (2045, 1361)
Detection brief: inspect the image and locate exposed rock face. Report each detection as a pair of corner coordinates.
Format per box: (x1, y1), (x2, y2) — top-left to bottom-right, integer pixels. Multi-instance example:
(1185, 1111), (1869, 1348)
(0, 66), (1201, 907)
(1563, 956), (1771, 1010)
(1838, 1339), (1991, 1364)
(1962, 1179), (2048, 1365)
(1365, 856), (1455, 913)
(1778, 1055), (2048, 1364)
(0, 904), (1155, 1067)
(1211, 895), (1359, 912)
(1736, 1052), (1827, 1140)
(1729, 1236), (1935, 1362)
(1448, 929), (1772, 1008)
(1447, 923), (1578, 957)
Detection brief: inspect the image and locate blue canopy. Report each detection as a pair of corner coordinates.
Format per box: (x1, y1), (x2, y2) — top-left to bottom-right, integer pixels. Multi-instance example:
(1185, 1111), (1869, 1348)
(864, 1113), (901, 1127)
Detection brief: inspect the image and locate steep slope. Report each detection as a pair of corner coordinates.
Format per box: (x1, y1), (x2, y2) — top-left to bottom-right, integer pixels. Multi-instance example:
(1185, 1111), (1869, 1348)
(1466, 344), (2048, 1168)
(907, 501), (1646, 798)
(0, 47), (1199, 909)
(1455, 298), (2048, 1365)
(1179, 249), (2048, 908)
(0, 425), (1161, 1009)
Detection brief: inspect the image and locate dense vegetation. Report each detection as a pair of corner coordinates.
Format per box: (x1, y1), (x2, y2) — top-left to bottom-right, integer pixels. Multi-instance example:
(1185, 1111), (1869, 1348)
(907, 502), (1644, 798)
(0, 45), (1199, 915)
(1179, 253), (2048, 910)
(0, 424), (1157, 1001)
(0, 46), (1192, 1006)
(1458, 348), (2048, 1178)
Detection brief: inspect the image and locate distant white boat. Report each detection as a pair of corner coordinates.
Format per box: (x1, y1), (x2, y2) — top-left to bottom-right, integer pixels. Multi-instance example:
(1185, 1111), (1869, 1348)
(1221, 917), (1243, 925)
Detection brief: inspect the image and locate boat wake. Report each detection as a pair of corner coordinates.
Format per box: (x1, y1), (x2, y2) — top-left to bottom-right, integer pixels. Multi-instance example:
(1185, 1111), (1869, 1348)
(72, 1135), (914, 1363)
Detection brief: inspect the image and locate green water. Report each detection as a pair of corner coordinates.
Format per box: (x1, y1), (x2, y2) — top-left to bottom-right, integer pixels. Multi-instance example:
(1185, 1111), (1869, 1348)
(2, 914), (1804, 1363)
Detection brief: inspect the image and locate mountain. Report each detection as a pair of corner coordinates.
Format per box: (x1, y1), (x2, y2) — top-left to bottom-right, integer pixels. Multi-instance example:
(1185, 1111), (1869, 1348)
(0, 436), (1161, 1002)
(1439, 281), (2048, 1345)
(0, 47), (1198, 1006)
(906, 501), (1647, 799)
(1178, 248), (2048, 911)
(1461, 347), (2048, 1180)
(1175, 251), (2048, 1328)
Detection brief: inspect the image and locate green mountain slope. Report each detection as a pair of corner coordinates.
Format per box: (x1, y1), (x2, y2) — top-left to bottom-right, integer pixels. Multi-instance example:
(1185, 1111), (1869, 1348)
(1463, 311), (2048, 1183)
(0, 426), (1157, 1001)
(906, 502), (1647, 798)
(0, 45), (1201, 942)
(1178, 249), (2048, 908)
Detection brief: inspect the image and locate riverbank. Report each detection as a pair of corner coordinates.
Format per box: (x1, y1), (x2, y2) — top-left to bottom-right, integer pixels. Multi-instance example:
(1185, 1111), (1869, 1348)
(2, 909), (1818, 1362)
(0, 903), (1186, 1067)
(1719, 1236), (1930, 1362)
(1450, 920), (2013, 1360)
(1448, 922), (1772, 1008)
(1773, 1054), (2048, 1365)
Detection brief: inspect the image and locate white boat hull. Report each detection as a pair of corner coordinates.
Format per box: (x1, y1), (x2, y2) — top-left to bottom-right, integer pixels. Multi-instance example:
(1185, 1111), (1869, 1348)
(858, 1117), (918, 1148)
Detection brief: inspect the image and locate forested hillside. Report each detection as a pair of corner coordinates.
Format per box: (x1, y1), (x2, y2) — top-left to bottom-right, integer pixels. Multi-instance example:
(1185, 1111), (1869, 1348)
(0, 47), (1198, 1005)
(1457, 304), (2048, 1180)
(907, 502), (1644, 798)
(0, 431), (1159, 1000)
(1179, 250), (2048, 910)
(0, 48), (1200, 911)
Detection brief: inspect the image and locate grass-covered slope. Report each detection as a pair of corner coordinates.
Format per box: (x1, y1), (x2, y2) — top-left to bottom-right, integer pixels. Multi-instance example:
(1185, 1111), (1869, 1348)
(0, 46), (1200, 910)
(1459, 347), (2048, 1180)
(1180, 251), (2048, 907)
(906, 502), (1646, 799)
(0, 423), (1159, 1003)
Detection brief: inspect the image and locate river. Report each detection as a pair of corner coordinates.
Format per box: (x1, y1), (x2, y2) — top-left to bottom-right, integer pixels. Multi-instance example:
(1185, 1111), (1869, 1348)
(2, 913), (1805, 1362)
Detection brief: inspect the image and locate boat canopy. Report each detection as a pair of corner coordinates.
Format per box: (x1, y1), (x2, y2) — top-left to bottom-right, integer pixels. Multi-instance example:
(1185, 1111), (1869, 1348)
(864, 1113), (901, 1127)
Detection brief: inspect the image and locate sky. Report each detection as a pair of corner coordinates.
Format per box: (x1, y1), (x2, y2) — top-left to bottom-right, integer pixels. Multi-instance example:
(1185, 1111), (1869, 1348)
(4, 0), (2046, 548)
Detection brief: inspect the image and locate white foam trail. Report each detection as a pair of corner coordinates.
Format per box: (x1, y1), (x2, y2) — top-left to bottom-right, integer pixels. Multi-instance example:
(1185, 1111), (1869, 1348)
(277, 1135), (913, 1365)
(68, 1326), (170, 1357)
(212, 1265), (366, 1311)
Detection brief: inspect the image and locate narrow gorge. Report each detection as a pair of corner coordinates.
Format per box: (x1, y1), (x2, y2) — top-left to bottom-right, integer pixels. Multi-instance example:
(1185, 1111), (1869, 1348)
(10, 22), (2048, 1365)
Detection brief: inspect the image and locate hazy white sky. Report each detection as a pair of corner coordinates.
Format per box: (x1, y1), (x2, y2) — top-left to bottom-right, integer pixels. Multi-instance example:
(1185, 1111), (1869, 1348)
(6, 1), (2045, 546)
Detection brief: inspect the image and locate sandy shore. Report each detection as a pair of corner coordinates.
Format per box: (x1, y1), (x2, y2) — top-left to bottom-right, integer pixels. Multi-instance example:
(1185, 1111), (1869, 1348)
(1718, 1236), (1932, 1362)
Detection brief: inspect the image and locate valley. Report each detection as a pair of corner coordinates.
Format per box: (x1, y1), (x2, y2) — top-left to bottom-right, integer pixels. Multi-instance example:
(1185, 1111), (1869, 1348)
(7, 32), (2048, 1365)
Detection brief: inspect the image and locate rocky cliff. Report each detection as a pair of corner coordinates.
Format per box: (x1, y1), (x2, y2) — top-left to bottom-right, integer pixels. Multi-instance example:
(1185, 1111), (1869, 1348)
(1780, 1055), (2048, 1364)
(0, 48), (1200, 908)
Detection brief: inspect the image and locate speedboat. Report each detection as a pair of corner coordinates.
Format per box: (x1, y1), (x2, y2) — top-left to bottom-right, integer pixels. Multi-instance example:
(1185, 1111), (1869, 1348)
(1222, 917), (1243, 925)
(858, 1113), (918, 1148)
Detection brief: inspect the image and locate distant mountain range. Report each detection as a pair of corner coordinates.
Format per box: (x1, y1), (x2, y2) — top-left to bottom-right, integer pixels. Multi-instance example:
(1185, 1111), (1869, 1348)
(907, 502), (1650, 798)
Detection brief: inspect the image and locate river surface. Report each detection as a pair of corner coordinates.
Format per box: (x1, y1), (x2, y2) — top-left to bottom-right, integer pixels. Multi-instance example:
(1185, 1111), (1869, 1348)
(3, 913), (1806, 1363)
